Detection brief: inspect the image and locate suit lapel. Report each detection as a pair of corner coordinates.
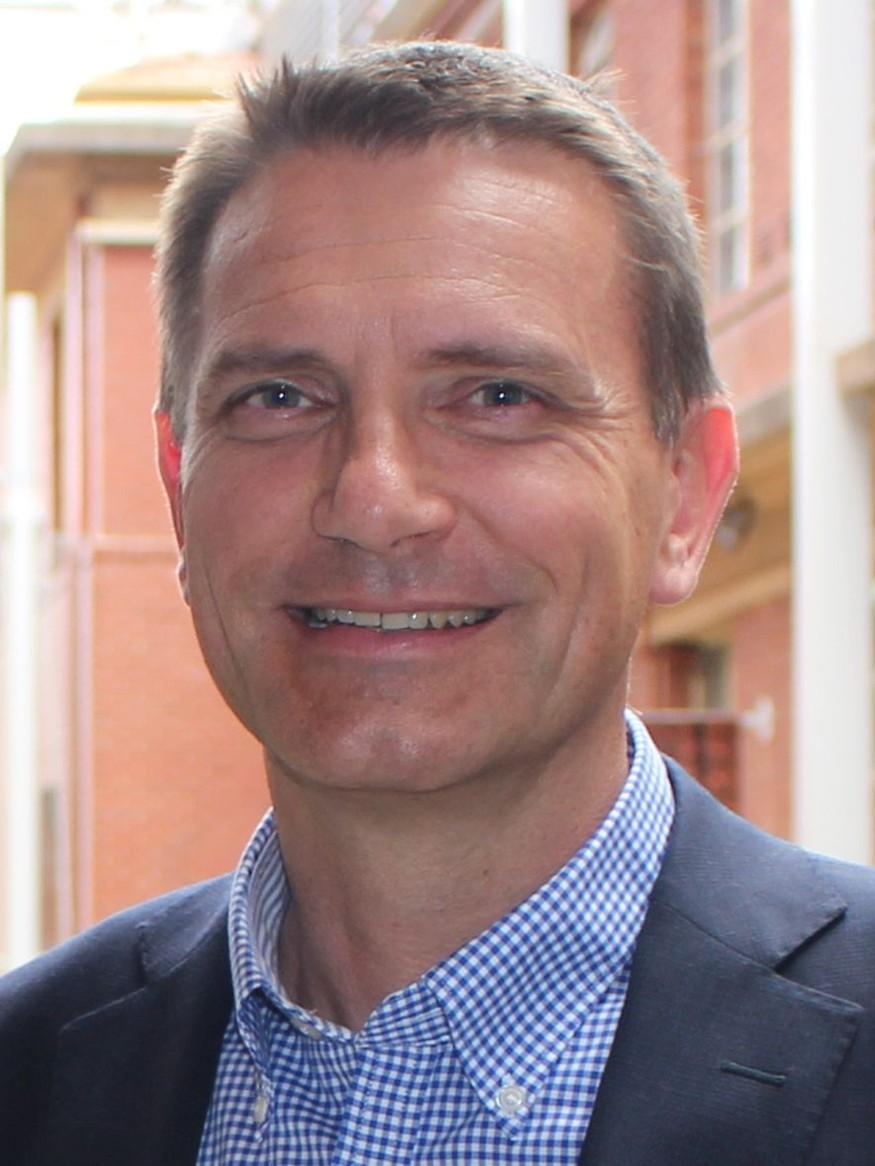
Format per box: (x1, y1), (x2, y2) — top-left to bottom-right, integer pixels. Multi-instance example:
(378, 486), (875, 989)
(40, 886), (233, 1166)
(581, 765), (862, 1166)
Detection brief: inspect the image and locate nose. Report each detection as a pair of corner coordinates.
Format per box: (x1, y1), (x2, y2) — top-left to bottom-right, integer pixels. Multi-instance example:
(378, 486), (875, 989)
(311, 413), (456, 552)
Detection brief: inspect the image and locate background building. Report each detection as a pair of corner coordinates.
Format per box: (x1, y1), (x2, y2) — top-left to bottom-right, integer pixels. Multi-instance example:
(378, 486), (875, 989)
(2, 0), (872, 970)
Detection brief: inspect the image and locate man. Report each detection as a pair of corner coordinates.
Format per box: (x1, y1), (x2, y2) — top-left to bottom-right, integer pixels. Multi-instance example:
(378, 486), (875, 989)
(2, 40), (874, 1166)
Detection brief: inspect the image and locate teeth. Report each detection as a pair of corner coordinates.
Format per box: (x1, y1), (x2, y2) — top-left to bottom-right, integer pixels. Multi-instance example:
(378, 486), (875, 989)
(304, 607), (492, 631)
(381, 612), (412, 631)
(353, 611), (381, 628)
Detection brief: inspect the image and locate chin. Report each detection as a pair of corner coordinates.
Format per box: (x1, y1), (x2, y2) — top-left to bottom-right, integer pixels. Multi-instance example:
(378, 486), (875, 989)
(264, 721), (497, 796)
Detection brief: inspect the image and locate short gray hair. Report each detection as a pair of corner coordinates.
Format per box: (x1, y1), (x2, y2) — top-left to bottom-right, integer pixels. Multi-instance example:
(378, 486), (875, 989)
(156, 40), (722, 441)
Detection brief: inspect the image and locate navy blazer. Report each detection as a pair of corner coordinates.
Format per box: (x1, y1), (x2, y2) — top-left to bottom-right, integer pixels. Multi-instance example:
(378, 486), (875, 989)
(3, 762), (875, 1165)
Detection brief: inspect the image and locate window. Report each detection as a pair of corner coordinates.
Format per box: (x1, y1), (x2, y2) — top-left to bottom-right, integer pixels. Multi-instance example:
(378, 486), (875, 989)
(705, 0), (749, 296)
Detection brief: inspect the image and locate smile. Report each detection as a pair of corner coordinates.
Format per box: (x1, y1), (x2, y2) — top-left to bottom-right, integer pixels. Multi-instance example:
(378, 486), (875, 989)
(299, 607), (498, 631)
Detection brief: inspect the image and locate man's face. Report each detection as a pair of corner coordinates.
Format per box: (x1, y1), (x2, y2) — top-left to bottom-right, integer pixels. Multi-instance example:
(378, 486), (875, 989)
(161, 141), (731, 796)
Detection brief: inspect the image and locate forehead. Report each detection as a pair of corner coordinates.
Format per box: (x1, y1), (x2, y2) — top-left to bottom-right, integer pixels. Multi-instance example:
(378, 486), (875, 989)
(197, 139), (636, 373)
(207, 137), (625, 269)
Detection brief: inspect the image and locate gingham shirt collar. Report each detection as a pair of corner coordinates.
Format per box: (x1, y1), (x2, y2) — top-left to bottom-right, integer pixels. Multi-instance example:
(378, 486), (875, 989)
(226, 709), (673, 1134)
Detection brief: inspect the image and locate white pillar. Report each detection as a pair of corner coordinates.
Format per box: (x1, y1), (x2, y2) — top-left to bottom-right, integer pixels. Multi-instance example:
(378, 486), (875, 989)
(502, 0), (568, 70)
(3, 293), (43, 966)
(791, 0), (874, 862)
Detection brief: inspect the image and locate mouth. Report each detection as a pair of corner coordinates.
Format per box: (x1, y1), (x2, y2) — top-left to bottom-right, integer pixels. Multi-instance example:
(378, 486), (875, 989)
(292, 606), (499, 632)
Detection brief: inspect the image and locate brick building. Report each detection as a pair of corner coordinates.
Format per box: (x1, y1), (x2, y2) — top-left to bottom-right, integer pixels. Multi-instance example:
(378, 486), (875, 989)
(2, 0), (871, 968)
(2, 53), (268, 965)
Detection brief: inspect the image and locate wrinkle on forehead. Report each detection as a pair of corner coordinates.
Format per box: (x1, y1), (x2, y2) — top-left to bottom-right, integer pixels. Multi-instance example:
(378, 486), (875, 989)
(205, 140), (624, 267)
(201, 234), (625, 353)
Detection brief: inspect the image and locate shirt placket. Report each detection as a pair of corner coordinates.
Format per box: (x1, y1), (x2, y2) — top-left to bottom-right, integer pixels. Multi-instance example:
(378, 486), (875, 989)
(329, 1041), (440, 1166)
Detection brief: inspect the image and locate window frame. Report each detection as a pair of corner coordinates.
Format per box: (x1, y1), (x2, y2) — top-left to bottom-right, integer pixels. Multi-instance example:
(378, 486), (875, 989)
(704, 0), (750, 297)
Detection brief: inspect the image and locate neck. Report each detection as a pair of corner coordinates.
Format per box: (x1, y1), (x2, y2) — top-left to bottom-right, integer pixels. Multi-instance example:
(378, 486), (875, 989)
(268, 720), (628, 1031)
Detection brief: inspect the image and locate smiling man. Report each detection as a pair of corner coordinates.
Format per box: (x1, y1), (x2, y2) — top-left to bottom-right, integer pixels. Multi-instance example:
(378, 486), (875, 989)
(3, 41), (875, 1166)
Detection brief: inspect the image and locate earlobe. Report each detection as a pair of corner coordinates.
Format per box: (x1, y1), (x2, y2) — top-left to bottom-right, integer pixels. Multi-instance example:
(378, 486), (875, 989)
(154, 409), (189, 600)
(649, 401), (739, 607)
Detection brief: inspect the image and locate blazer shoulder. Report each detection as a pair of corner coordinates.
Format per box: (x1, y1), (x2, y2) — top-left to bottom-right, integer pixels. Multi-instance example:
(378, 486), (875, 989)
(780, 848), (875, 997)
(0, 877), (232, 1166)
(0, 874), (231, 1033)
(661, 759), (875, 997)
(587, 765), (875, 1165)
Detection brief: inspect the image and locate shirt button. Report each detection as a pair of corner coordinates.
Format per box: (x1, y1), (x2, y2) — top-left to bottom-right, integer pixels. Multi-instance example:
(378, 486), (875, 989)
(253, 1092), (269, 1124)
(495, 1084), (529, 1116)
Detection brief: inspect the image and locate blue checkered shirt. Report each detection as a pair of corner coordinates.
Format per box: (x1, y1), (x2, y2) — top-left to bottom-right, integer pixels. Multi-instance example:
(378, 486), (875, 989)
(197, 711), (673, 1163)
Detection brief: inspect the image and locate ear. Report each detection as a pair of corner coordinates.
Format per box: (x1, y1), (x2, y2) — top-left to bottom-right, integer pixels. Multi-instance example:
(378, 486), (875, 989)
(649, 400), (739, 606)
(154, 409), (189, 600)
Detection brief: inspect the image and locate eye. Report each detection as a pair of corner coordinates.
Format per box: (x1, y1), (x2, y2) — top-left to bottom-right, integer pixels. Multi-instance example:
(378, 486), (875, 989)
(469, 380), (534, 408)
(240, 379), (309, 410)
(221, 376), (331, 441)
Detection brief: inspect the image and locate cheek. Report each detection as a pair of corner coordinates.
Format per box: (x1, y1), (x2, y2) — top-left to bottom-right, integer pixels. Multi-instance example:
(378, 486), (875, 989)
(546, 471), (669, 628)
(184, 445), (316, 557)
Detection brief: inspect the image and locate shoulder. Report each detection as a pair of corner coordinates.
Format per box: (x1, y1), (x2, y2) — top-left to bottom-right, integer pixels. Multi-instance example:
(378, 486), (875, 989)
(0, 877), (232, 1164)
(781, 848), (875, 990)
(0, 875), (231, 1038)
(661, 759), (875, 997)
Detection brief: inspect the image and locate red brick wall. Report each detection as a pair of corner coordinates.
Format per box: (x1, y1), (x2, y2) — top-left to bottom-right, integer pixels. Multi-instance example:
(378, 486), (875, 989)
(83, 244), (266, 925)
(730, 594), (792, 839)
(710, 286), (791, 403)
(99, 245), (166, 537)
(611, 0), (706, 208)
(90, 555), (265, 922)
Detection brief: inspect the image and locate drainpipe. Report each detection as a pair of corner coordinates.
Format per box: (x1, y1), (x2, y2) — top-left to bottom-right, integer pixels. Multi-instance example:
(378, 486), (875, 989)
(3, 292), (43, 967)
(791, 0), (874, 862)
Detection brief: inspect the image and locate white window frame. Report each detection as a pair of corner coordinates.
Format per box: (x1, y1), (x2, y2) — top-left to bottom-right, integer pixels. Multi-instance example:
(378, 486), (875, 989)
(705, 0), (750, 297)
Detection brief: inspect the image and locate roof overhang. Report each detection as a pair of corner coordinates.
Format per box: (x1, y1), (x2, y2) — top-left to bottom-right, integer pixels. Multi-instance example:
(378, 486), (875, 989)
(4, 103), (211, 292)
(4, 102), (207, 181)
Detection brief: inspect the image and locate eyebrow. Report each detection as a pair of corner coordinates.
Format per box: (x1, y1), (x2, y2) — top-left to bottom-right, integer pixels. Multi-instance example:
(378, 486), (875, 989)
(419, 341), (603, 401)
(199, 347), (327, 386)
(423, 338), (596, 380)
